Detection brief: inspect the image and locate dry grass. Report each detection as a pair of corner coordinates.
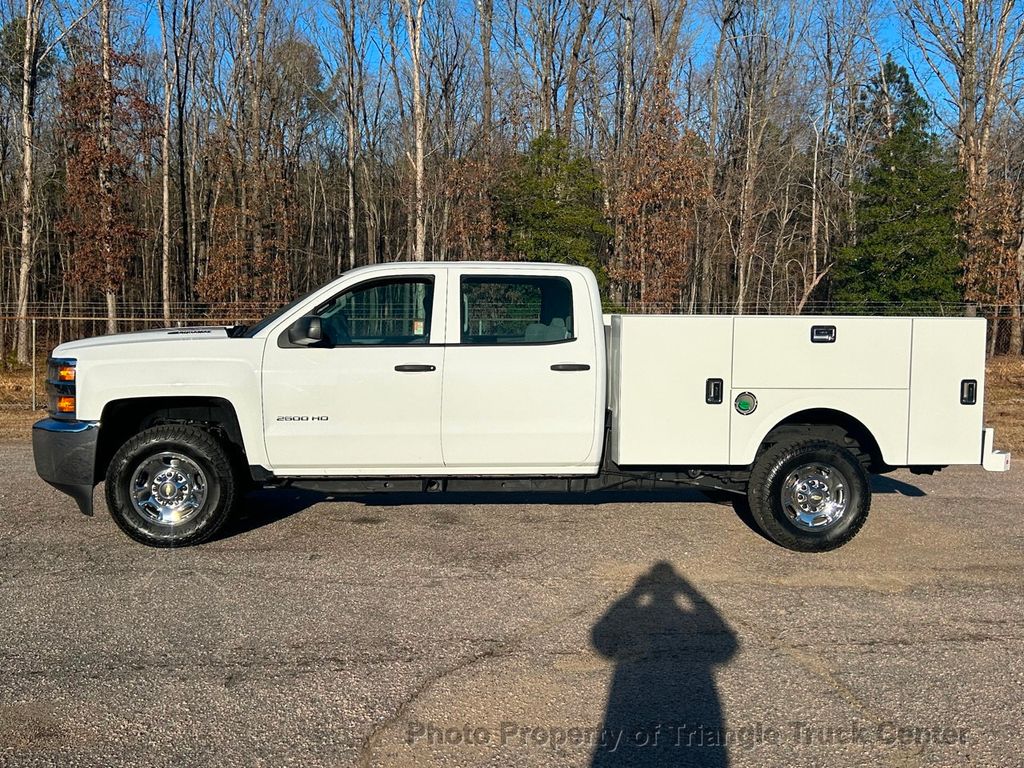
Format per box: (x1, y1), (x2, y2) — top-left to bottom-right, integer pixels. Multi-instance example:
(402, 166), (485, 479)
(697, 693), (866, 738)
(0, 363), (41, 401)
(2, 355), (1022, 453)
(986, 357), (1024, 454)
(0, 361), (45, 440)
(0, 407), (40, 438)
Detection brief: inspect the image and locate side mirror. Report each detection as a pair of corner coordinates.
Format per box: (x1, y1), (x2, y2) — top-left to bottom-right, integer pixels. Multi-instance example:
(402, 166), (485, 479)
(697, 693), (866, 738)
(287, 315), (323, 346)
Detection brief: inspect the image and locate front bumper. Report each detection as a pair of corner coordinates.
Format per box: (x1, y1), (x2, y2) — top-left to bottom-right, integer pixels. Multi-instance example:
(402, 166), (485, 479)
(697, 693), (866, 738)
(32, 418), (99, 515)
(982, 427), (1011, 472)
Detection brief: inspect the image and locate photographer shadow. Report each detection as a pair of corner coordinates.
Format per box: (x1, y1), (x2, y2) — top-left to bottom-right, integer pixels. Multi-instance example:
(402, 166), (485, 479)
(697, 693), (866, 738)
(591, 562), (737, 767)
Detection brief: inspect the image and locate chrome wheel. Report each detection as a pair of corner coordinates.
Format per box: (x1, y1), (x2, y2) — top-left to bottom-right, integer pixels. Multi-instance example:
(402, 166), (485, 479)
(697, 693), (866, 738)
(129, 452), (208, 526)
(780, 463), (848, 530)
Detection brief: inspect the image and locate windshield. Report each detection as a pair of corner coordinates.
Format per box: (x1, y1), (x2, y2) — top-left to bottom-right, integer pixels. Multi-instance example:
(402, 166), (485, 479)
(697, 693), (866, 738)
(243, 286), (321, 338)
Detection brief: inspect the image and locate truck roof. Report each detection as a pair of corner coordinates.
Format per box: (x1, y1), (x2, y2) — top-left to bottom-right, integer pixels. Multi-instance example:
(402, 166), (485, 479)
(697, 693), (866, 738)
(341, 261), (594, 277)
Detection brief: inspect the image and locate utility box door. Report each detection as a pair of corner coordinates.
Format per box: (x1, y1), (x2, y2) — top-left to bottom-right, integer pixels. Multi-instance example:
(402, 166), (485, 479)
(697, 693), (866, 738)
(908, 318), (986, 465)
(610, 315), (733, 465)
(732, 317), (912, 390)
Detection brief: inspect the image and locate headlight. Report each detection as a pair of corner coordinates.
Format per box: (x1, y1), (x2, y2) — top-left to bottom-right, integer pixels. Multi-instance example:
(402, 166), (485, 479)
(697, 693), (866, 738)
(47, 358), (77, 418)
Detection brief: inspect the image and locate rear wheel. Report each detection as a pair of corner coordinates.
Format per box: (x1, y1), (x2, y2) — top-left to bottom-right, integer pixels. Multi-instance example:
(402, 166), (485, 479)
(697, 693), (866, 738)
(105, 425), (238, 547)
(746, 438), (870, 552)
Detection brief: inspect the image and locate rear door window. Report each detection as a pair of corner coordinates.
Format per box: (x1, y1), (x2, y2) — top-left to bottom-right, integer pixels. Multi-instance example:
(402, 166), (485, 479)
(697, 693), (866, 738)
(460, 276), (574, 345)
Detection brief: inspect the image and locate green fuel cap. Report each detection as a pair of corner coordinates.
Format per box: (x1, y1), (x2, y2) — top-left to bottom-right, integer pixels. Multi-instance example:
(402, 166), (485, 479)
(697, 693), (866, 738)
(734, 392), (758, 415)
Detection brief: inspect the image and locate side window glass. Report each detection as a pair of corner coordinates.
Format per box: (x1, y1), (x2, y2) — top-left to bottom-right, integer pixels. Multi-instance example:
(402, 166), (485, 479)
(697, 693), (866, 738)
(461, 276), (574, 345)
(316, 278), (433, 346)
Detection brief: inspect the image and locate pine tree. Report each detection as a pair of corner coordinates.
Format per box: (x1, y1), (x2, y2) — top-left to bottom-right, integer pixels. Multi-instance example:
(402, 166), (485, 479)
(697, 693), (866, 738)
(496, 133), (611, 287)
(834, 58), (962, 311)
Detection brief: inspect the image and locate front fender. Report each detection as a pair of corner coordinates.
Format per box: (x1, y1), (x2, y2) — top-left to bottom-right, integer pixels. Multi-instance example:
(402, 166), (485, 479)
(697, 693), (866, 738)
(72, 338), (268, 468)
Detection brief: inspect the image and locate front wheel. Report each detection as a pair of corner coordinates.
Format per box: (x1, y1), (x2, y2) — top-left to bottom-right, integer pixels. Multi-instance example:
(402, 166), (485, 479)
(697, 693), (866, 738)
(105, 425), (238, 547)
(746, 438), (870, 552)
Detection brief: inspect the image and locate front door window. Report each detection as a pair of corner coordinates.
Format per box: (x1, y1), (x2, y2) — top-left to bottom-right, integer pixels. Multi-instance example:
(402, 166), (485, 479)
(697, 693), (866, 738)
(316, 277), (434, 346)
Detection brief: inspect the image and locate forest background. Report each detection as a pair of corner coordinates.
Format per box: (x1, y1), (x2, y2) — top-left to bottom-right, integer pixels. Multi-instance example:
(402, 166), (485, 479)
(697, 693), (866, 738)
(2, 0), (1024, 367)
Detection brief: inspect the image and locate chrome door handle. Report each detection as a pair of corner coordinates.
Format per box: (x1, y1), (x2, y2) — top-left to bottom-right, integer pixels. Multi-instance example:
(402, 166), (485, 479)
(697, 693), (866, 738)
(395, 364), (436, 372)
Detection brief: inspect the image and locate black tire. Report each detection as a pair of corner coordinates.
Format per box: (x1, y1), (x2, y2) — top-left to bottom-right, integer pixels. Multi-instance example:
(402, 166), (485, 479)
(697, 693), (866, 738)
(746, 438), (870, 552)
(105, 425), (238, 547)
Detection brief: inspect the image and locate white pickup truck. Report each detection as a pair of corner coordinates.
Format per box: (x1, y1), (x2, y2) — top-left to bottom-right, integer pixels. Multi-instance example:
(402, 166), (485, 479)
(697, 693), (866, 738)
(33, 261), (1010, 551)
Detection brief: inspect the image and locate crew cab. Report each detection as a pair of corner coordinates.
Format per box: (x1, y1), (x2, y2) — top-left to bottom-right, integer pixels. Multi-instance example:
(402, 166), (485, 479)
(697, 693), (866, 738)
(33, 262), (1010, 551)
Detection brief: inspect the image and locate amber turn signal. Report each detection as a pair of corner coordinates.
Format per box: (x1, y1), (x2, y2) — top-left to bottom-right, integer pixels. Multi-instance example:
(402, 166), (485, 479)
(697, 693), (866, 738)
(56, 396), (76, 414)
(57, 365), (76, 382)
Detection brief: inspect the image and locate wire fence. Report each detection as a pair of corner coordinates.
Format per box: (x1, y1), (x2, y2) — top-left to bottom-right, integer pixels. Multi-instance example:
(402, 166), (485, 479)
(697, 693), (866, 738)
(1, 303), (1021, 409)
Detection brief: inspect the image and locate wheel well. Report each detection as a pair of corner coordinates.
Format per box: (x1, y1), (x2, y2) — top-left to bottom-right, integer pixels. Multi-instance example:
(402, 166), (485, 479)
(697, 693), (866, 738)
(758, 409), (886, 472)
(96, 397), (246, 483)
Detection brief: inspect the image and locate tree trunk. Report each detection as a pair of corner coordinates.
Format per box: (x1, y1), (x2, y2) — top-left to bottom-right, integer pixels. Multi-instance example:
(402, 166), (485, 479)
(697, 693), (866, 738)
(476, 0), (493, 142)
(100, 0), (118, 334)
(1010, 303), (1022, 356)
(16, 0), (39, 364)
(158, 0), (175, 324)
(1011, 234), (1024, 355)
(175, 0), (195, 301)
(559, 0), (596, 138)
(346, 107), (358, 271)
(345, 0), (359, 271)
(403, 0), (426, 261)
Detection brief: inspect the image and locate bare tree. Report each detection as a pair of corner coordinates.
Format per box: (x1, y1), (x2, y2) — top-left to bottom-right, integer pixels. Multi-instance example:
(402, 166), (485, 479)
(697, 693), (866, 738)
(3, 0), (1024, 359)
(14, 0), (41, 362)
(401, 0), (427, 261)
(98, 0), (117, 331)
(157, 0), (177, 322)
(901, 0), (1024, 350)
(901, 0), (1024, 195)
(475, 0), (493, 141)
(14, 0), (94, 359)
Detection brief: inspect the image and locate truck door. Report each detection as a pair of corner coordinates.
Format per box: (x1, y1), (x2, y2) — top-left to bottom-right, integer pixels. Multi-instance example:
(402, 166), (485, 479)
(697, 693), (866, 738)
(261, 271), (446, 472)
(440, 271), (601, 470)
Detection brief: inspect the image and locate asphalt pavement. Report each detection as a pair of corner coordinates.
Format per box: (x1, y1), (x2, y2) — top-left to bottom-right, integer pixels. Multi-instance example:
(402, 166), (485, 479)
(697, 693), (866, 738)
(1, 438), (1022, 767)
